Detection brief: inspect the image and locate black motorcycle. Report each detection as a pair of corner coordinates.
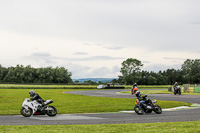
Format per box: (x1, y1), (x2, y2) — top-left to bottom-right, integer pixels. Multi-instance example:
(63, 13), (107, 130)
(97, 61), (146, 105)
(134, 99), (162, 115)
(174, 86), (181, 95)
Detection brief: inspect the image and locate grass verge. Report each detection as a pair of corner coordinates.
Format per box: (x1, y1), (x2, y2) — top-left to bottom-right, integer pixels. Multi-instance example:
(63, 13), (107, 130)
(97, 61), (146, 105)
(0, 89), (191, 115)
(0, 84), (98, 89)
(0, 121), (200, 133)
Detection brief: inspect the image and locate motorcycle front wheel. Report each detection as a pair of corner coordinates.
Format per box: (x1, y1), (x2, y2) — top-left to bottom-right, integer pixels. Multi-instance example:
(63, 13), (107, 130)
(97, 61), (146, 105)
(46, 106), (57, 116)
(134, 105), (145, 115)
(153, 105), (162, 114)
(20, 107), (33, 117)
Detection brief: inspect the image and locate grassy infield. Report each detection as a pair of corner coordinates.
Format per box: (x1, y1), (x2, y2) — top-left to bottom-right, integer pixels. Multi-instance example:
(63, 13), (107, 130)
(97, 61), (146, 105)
(0, 84), (199, 132)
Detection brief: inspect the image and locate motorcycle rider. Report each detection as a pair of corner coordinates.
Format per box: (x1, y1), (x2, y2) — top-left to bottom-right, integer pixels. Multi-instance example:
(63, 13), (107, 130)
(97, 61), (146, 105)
(135, 91), (152, 105)
(29, 90), (46, 110)
(131, 83), (138, 95)
(173, 82), (179, 91)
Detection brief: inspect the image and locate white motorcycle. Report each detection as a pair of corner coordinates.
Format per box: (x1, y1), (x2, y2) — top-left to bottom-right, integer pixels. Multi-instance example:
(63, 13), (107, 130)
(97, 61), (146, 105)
(20, 98), (57, 117)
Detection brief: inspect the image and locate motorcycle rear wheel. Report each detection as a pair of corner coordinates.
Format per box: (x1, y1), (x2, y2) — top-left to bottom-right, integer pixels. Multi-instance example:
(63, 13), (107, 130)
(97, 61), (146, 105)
(20, 107), (33, 117)
(46, 106), (57, 116)
(134, 105), (145, 115)
(153, 105), (162, 114)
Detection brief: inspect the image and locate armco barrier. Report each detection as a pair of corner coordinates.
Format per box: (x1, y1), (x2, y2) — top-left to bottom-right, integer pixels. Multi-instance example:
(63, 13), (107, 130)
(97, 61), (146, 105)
(183, 84), (200, 93)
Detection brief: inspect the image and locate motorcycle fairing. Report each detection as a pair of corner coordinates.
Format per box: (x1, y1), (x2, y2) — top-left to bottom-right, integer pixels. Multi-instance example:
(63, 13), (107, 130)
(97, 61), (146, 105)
(22, 98), (42, 114)
(44, 99), (53, 105)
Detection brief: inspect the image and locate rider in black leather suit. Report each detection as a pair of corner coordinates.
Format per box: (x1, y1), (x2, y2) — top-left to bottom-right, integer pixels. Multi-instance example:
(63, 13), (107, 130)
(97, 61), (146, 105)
(29, 90), (46, 109)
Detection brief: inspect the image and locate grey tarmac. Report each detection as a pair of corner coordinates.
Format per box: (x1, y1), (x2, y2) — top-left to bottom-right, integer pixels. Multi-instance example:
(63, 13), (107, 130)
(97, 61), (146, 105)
(0, 89), (200, 125)
(65, 89), (200, 104)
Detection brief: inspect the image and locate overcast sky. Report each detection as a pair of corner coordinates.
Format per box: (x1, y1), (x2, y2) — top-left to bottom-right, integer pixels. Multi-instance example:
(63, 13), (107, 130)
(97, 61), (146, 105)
(0, 0), (199, 79)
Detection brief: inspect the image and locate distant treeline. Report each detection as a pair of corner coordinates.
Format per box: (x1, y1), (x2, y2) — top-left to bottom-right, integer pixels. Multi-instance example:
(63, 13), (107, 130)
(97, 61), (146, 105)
(0, 65), (72, 84)
(115, 59), (200, 85)
(0, 59), (199, 85)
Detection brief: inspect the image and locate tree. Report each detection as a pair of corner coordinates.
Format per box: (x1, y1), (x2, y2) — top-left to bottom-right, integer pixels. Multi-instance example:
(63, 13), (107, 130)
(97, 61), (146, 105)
(182, 59), (200, 84)
(3, 67), (17, 83)
(98, 81), (103, 84)
(74, 80), (79, 83)
(156, 73), (167, 85)
(111, 79), (118, 84)
(163, 69), (178, 85)
(0, 65), (7, 82)
(117, 76), (125, 85)
(138, 70), (148, 85)
(1, 65), (72, 84)
(84, 80), (97, 85)
(147, 75), (157, 85)
(120, 58), (143, 85)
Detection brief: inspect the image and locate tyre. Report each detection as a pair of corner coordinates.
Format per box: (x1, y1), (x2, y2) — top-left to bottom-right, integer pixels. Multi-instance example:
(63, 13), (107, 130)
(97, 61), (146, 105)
(174, 92), (176, 95)
(134, 105), (145, 115)
(20, 107), (33, 117)
(153, 105), (162, 114)
(46, 106), (57, 116)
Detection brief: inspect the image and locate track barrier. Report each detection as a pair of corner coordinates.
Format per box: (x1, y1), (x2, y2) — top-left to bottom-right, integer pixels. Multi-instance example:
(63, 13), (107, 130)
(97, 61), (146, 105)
(182, 84), (200, 93)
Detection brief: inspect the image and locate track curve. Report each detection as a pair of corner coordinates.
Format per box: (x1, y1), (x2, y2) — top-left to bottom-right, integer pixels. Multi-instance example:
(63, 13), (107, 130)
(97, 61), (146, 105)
(66, 89), (200, 104)
(1, 89), (200, 125)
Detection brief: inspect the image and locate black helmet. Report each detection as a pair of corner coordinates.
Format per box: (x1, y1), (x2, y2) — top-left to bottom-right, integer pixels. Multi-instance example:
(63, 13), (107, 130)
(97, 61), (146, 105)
(135, 91), (141, 97)
(29, 90), (35, 97)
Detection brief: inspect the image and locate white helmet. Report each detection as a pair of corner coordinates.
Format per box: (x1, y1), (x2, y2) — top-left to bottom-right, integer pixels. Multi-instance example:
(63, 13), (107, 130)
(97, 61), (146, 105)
(29, 90), (35, 97)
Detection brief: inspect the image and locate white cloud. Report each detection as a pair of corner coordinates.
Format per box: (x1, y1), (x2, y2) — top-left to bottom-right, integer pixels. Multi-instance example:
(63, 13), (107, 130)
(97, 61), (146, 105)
(0, 0), (200, 78)
(73, 52), (88, 55)
(31, 52), (51, 57)
(103, 46), (124, 50)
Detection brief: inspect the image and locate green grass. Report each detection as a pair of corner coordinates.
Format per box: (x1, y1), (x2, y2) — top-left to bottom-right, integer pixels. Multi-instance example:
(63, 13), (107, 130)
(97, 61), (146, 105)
(120, 90), (200, 95)
(0, 84), (98, 89)
(0, 89), (191, 115)
(0, 121), (200, 133)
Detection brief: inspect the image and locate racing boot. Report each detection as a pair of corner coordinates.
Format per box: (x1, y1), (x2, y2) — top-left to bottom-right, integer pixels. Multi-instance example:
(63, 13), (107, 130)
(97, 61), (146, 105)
(41, 103), (47, 110)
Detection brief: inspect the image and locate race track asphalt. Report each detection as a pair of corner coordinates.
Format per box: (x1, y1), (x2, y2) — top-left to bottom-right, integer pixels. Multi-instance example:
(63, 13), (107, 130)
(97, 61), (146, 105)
(0, 89), (200, 125)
